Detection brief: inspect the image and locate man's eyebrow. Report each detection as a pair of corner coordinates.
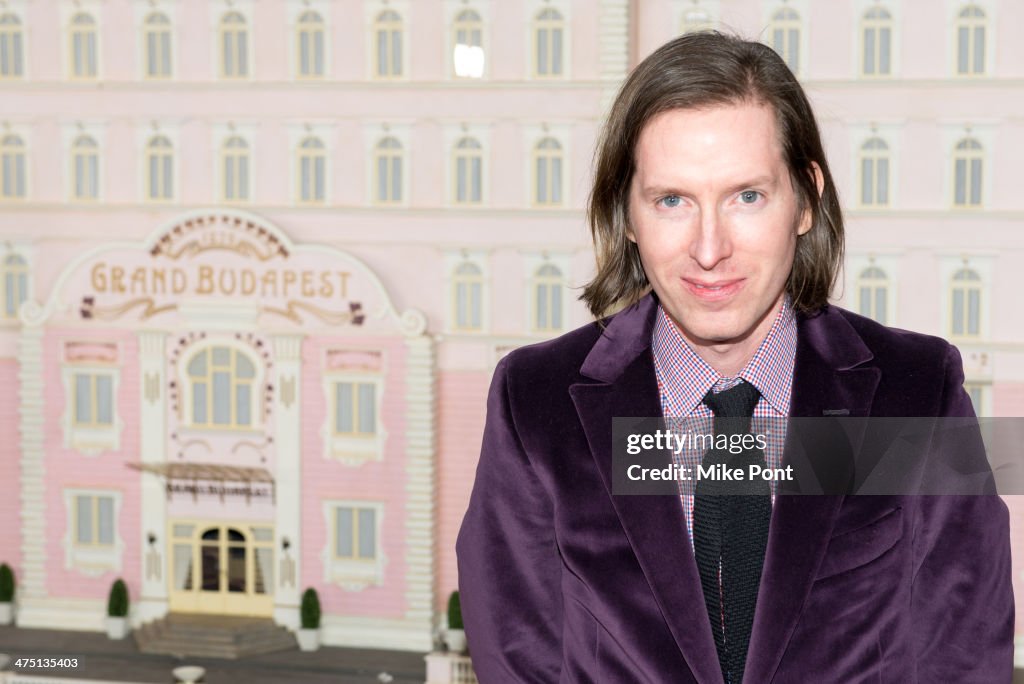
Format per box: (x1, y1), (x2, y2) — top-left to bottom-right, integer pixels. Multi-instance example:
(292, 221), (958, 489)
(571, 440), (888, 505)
(638, 176), (779, 198)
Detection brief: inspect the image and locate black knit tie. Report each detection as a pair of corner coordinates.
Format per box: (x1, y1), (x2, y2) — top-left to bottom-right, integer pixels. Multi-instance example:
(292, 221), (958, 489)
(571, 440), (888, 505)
(692, 380), (771, 684)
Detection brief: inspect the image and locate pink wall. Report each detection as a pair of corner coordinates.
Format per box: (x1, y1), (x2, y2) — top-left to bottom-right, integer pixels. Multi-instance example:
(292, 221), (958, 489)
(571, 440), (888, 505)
(300, 334), (409, 619)
(42, 328), (142, 602)
(0, 360), (22, 581)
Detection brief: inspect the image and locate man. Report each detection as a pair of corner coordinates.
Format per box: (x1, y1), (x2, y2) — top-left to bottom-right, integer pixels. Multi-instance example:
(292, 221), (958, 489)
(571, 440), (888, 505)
(456, 32), (1013, 683)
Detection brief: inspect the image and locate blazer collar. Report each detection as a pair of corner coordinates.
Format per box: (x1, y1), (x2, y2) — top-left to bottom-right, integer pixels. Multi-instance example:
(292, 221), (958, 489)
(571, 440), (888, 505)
(570, 293), (882, 684)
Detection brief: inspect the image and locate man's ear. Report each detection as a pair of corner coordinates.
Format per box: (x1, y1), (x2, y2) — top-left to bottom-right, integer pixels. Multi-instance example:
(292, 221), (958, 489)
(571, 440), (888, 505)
(797, 161), (825, 236)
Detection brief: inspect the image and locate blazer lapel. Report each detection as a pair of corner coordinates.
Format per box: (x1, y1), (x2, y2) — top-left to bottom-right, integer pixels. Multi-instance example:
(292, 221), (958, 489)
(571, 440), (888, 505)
(744, 307), (882, 683)
(570, 294), (725, 684)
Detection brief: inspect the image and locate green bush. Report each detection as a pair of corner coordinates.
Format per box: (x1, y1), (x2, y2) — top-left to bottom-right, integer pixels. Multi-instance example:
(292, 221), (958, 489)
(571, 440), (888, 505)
(0, 563), (14, 603)
(447, 591), (463, 630)
(300, 587), (320, 630)
(107, 578), (129, 618)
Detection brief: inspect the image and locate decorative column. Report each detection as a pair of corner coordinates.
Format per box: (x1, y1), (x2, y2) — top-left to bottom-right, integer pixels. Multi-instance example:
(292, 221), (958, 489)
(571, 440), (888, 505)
(402, 332), (436, 649)
(137, 330), (168, 623)
(272, 334), (303, 628)
(17, 323), (46, 611)
(598, 0), (630, 111)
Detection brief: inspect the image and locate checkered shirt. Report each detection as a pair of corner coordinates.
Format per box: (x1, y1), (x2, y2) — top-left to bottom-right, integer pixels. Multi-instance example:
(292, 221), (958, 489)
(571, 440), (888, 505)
(651, 298), (797, 549)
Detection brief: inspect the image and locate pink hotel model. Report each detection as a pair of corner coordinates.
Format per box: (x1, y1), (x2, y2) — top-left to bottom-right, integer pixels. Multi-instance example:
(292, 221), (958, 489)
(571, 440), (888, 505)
(1, 0), (1024, 659)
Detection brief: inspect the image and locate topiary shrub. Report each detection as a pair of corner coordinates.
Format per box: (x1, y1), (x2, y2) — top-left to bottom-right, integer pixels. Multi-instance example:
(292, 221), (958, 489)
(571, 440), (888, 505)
(0, 563), (14, 603)
(107, 578), (129, 618)
(447, 590), (463, 630)
(300, 587), (321, 630)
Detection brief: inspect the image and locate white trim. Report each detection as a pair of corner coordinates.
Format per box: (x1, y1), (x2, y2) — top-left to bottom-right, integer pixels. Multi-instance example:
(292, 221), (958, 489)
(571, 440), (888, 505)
(287, 123), (334, 206)
(523, 123), (571, 208)
(17, 325), (46, 600)
(320, 370), (387, 465)
(363, 122), (413, 207)
(941, 124), (994, 210)
(442, 122), (492, 207)
(939, 254), (992, 341)
(852, 0), (901, 78)
(60, 360), (124, 455)
(210, 0), (256, 80)
(946, 0), (996, 78)
(321, 499), (386, 590)
(526, 0), (572, 80)
(61, 122), (106, 203)
(319, 613), (432, 651)
(287, 0), (332, 80)
(59, 1), (104, 81)
(848, 123), (902, 209)
(134, 2), (178, 80)
(444, 250), (490, 335)
(364, 0), (412, 80)
(136, 124), (180, 204)
(212, 123), (257, 203)
(522, 251), (571, 335)
(137, 330), (168, 609)
(62, 488), (125, 577)
(272, 334), (303, 616)
(402, 335), (435, 626)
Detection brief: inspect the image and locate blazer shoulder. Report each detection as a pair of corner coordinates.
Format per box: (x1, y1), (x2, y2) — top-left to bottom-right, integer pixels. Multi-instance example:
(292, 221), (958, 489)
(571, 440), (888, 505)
(501, 317), (606, 391)
(830, 305), (957, 371)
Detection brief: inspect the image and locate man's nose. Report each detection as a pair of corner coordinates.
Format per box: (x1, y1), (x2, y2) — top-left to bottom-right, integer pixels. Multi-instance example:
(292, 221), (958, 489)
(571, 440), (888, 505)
(689, 209), (732, 270)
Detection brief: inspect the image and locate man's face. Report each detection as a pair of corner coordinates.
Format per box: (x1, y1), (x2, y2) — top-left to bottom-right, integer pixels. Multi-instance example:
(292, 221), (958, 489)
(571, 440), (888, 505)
(627, 103), (814, 362)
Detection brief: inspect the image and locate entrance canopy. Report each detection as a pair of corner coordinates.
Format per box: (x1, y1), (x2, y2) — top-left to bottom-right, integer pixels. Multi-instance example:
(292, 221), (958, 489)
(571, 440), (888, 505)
(128, 462), (275, 504)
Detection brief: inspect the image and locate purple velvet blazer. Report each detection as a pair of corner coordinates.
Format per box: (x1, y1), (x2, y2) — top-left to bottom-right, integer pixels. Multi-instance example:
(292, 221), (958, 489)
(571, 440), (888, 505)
(456, 292), (1013, 683)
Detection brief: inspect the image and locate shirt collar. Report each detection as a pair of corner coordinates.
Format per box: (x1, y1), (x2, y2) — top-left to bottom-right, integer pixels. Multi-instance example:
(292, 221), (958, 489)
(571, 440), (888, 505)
(652, 297), (797, 416)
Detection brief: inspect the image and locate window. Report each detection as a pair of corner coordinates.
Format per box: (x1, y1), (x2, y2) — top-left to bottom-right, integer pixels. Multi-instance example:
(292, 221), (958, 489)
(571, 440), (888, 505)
(861, 6), (892, 76)
(769, 7), (800, 74)
(956, 5), (986, 75)
(963, 382), (990, 416)
(333, 381), (376, 437)
(859, 137), (889, 206)
(323, 500), (384, 587)
(856, 266), (888, 324)
(73, 371), (114, 428)
(143, 12), (172, 78)
(374, 10), (403, 78)
(145, 135), (173, 201)
(452, 9), (484, 78)
(186, 346), (257, 429)
(1, 134), (26, 200)
(453, 137), (483, 204)
(219, 11), (249, 78)
(373, 136), (403, 204)
(533, 263), (563, 332)
(681, 8), (713, 34)
(533, 8), (564, 77)
(950, 268), (981, 337)
(453, 261), (483, 331)
(0, 13), (24, 78)
(221, 136), (250, 202)
(953, 137), (982, 207)
(2, 253), (28, 319)
(72, 135), (99, 201)
(533, 137), (563, 206)
(297, 136), (325, 204)
(74, 494), (115, 547)
(69, 13), (98, 79)
(335, 505), (377, 560)
(296, 10), (325, 78)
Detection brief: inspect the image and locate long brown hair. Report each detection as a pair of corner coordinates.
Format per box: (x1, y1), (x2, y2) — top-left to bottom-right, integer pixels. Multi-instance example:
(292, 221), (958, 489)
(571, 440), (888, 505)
(581, 32), (844, 319)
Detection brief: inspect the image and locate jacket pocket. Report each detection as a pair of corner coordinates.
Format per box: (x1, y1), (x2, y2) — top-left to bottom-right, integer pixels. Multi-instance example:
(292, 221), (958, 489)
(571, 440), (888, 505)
(815, 507), (903, 581)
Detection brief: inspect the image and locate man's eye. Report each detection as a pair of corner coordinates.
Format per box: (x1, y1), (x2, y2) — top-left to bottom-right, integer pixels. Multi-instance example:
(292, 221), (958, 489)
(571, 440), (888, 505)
(659, 195), (682, 208)
(739, 190), (761, 204)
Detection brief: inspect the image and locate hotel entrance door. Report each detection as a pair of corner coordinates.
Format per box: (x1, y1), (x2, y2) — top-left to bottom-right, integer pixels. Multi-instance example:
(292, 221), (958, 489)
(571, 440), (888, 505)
(168, 521), (275, 616)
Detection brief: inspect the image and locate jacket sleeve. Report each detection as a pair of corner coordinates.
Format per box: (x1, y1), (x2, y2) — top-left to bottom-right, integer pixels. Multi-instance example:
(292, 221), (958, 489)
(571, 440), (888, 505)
(456, 354), (564, 683)
(912, 344), (1014, 682)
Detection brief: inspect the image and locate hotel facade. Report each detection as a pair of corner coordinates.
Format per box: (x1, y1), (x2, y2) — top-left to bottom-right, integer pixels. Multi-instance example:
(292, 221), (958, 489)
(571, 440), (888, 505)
(1, 0), (1023, 656)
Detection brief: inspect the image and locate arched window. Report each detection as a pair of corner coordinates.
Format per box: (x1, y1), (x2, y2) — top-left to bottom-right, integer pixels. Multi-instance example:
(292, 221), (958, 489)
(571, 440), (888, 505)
(222, 136), (250, 202)
(953, 137), (982, 207)
(219, 12), (249, 78)
(769, 7), (800, 74)
(2, 253), (28, 319)
(956, 5), (986, 75)
(950, 268), (981, 337)
(144, 12), (172, 78)
(861, 6), (892, 76)
(374, 136), (403, 204)
(72, 135), (99, 201)
(187, 346), (257, 428)
(453, 137), (483, 204)
(69, 13), (98, 79)
(534, 9), (564, 77)
(297, 10), (325, 78)
(859, 137), (889, 206)
(297, 136), (325, 204)
(374, 10), (403, 78)
(856, 266), (888, 324)
(145, 135), (173, 201)
(453, 262), (483, 331)
(681, 8), (713, 34)
(452, 9), (484, 78)
(534, 263), (563, 332)
(0, 13), (25, 78)
(1, 134), (26, 199)
(533, 137), (563, 206)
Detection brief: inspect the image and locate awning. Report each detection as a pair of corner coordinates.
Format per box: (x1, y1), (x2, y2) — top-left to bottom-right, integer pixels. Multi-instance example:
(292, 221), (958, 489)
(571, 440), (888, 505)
(127, 462), (275, 504)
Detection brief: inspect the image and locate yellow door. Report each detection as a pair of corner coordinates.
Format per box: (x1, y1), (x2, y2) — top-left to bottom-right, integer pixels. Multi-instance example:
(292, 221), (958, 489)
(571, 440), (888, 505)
(168, 521), (275, 616)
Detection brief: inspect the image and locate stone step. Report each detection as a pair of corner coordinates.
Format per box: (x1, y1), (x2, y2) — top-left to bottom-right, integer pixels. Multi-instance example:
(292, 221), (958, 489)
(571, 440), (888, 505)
(134, 613), (297, 659)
